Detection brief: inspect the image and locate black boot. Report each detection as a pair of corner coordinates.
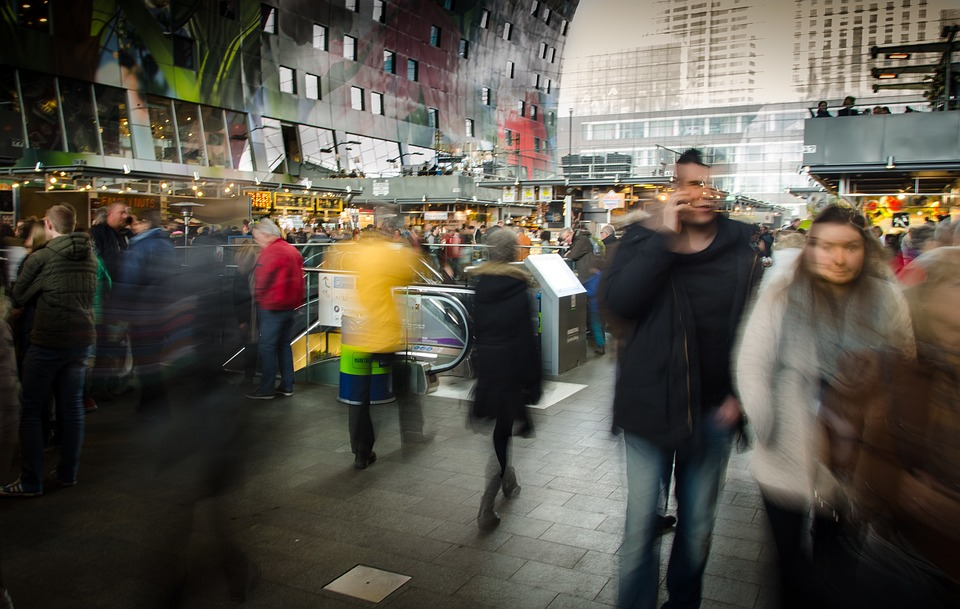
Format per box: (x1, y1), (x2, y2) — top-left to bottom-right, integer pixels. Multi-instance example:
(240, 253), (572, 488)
(502, 466), (521, 498)
(477, 475), (502, 530)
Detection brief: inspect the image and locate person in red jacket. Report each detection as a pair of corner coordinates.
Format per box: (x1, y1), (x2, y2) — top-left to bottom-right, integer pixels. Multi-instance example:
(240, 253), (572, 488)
(246, 219), (304, 400)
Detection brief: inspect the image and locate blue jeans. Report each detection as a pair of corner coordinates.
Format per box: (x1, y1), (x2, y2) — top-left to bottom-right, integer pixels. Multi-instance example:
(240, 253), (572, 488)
(619, 413), (734, 609)
(19, 344), (94, 490)
(257, 308), (295, 395)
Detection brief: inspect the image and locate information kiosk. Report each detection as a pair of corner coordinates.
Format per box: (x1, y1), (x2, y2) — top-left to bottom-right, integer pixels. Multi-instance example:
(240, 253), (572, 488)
(524, 254), (587, 376)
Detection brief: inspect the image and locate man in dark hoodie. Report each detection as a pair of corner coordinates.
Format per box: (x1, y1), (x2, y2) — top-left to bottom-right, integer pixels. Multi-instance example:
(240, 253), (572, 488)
(604, 150), (760, 609)
(2, 204), (96, 496)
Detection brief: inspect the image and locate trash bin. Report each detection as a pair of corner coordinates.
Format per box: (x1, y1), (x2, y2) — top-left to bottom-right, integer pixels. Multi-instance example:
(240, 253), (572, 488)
(337, 343), (395, 404)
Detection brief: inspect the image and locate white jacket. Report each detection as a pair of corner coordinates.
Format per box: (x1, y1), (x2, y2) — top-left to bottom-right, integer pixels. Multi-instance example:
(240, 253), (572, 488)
(735, 269), (913, 507)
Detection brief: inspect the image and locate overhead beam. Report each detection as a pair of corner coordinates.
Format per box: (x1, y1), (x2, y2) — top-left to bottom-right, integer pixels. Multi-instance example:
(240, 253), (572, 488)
(872, 63), (960, 77)
(871, 41), (960, 58)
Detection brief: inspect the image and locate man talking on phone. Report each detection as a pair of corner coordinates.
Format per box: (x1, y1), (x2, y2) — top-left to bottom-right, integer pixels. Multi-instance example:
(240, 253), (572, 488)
(603, 149), (761, 609)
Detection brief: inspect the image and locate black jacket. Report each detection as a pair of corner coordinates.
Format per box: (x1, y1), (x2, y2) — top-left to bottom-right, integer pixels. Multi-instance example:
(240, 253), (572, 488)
(603, 218), (760, 449)
(471, 263), (542, 420)
(13, 232), (97, 349)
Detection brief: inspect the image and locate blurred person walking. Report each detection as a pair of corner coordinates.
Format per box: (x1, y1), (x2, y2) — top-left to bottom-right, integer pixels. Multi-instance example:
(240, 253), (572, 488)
(88, 202), (130, 399)
(116, 210), (177, 421)
(815, 246), (960, 609)
(246, 219), (304, 400)
(340, 230), (420, 469)
(1, 204), (96, 496)
(470, 229), (541, 529)
(232, 241), (260, 385)
(735, 205), (914, 609)
(604, 149), (761, 609)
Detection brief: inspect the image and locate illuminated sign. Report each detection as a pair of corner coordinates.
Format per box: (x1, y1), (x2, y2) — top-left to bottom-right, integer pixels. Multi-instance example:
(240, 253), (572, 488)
(96, 193), (160, 211)
(250, 191), (273, 211)
(274, 193), (313, 209)
(317, 198), (343, 212)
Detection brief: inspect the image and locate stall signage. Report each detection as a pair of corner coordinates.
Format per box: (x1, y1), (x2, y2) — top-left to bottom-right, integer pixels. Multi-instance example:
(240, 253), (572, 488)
(317, 198), (343, 212)
(424, 211), (448, 221)
(539, 185), (553, 201)
(502, 186), (517, 203)
(96, 193), (160, 211)
(521, 186), (536, 203)
(275, 193), (313, 209)
(317, 272), (357, 327)
(601, 190), (625, 210)
(250, 191), (273, 211)
(372, 181), (390, 196)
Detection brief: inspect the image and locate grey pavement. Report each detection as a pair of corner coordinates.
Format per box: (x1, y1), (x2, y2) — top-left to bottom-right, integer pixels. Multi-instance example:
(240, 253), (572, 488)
(1, 354), (780, 608)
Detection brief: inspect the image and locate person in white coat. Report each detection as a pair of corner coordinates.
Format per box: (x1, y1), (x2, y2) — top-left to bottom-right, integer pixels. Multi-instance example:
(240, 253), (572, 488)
(735, 205), (914, 609)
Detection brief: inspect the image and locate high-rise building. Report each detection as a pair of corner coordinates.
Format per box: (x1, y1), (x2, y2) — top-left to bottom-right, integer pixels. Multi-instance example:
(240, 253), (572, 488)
(652, 0), (760, 107)
(792, 0), (956, 102)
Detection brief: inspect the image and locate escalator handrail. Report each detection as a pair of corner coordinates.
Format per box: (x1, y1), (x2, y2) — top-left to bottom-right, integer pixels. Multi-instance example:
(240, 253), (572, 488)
(394, 285), (474, 375)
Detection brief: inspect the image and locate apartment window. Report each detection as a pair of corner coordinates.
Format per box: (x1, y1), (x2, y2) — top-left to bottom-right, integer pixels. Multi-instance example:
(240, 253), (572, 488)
(444, 0), (455, 9)
(305, 73), (320, 100)
(407, 59), (419, 81)
(313, 24), (328, 50)
(546, 79), (552, 94)
(279, 66), (296, 94)
(428, 108), (439, 128)
(480, 9), (490, 28)
(371, 92), (384, 115)
(539, 42), (547, 58)
(560, 19), (568, 35)
(548, 112), (555, 127)
(503, 21), (513, 40)
(481, 87), (491, 105)
(261, 4), (277, 33)
(518, 100), (526, 116)
(346, 0), (359, 12)
(465, 118), (475, 137)
(459, 38), (469, 58)
(531, 1), (540, 16)
(505, 129), (513, 145)
(543, 7), (551, 24)
(344, 35), (357, 60)
(173, 35), (196, 70)
(373, 0), (385, 23)
(533, 73), (540, 88)
(550, 47), (557, 63)
(430, 25), (442, 47)
(506, 60), (515, 78)
(534, 137), (541, 153)
(351, 86), (364, 110)
(530, 105), (538, 121)
(384, 50), (396, 73)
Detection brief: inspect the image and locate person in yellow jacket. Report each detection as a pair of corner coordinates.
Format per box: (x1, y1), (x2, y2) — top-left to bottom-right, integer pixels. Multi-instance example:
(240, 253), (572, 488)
(339, 230), (419, 469)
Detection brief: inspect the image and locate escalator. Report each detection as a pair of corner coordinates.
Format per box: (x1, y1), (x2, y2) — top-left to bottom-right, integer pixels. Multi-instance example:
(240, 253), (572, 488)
(222, 267), (474, 390)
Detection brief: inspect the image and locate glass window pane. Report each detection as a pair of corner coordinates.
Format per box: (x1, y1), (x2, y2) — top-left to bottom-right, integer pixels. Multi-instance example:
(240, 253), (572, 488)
(407, 59), (419, 81)
(19, 70), (62, 151)
(305, 74), (320, 100)
(348, 133), (400, 177)
(313, 24), (327, 50)
(344, 35), (356, 60)
(94, 84), (131, 158)
(279, 66), (295, 94)
(145, 95), (177, 161)
(261, 117), (286, 173)
(371, 92), (383, 115)
(298, 125), (337, 174)
(201, 106), (229, 168)
(175, 101), (204, 165)
(225, 110), (252, 171)
(351, 86), (364, 110)
(59, 79), (99, 153)
(261, 4), (276, 33)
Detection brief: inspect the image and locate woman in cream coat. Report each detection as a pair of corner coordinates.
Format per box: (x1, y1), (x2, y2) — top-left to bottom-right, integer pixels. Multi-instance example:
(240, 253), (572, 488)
(735, 205), (914, 609)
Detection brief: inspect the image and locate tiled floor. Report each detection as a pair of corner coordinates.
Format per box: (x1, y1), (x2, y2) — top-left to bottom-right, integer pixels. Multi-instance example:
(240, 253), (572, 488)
(1, 353), (781, 608)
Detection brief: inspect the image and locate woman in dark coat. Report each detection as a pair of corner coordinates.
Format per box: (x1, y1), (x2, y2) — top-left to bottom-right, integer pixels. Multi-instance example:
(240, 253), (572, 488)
(470, 228), (541, 529)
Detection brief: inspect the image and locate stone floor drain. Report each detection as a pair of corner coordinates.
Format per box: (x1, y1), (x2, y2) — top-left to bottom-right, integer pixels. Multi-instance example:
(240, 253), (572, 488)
(323, 564), (412, 603)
